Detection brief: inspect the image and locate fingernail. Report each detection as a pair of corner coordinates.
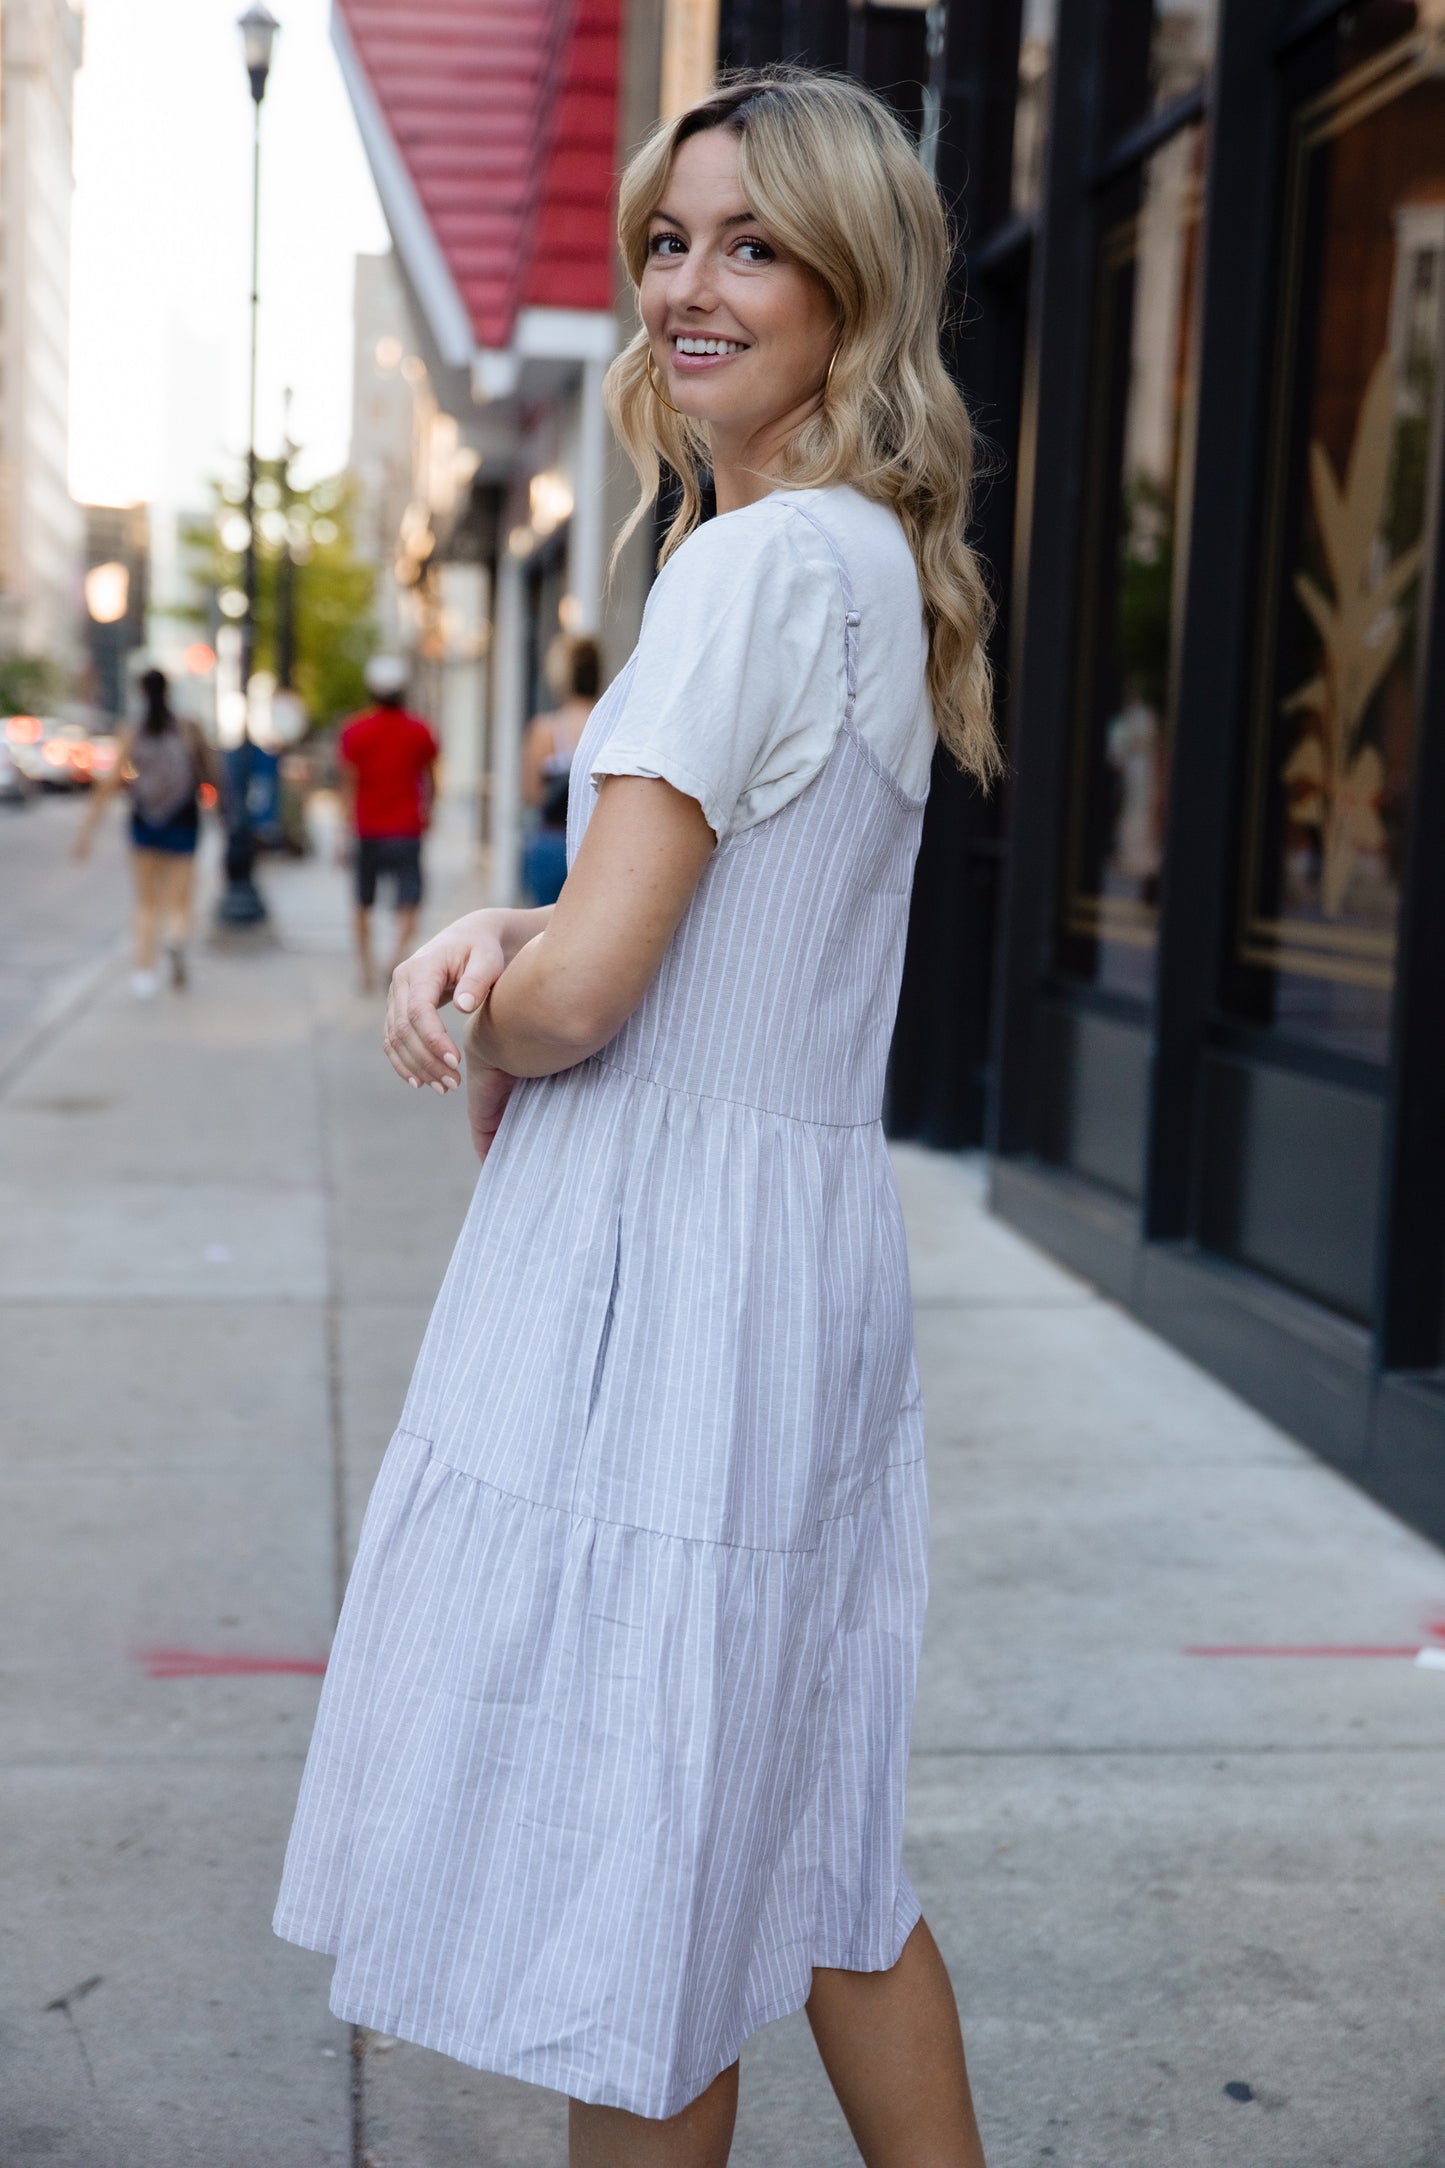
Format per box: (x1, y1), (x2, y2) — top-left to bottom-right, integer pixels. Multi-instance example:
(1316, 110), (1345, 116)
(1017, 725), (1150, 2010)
(455, 992), (475, 1012)
(431, 1081), (447, 1097)
(442, 1050), (459, 1070)
(409, 1077), (419, 1089)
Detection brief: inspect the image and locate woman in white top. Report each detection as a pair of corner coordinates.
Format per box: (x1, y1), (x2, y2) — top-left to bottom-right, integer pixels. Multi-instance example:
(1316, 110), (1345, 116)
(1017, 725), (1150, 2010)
(276, 67), (998, 2168)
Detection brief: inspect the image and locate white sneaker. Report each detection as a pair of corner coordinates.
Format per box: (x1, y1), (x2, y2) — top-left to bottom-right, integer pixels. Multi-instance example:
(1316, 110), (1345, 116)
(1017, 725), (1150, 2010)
(131, 969), (161, 1000)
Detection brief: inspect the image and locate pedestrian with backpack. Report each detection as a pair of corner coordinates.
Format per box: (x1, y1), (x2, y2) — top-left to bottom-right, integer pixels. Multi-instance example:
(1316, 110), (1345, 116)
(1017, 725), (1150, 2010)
(74, 667), (216, 998)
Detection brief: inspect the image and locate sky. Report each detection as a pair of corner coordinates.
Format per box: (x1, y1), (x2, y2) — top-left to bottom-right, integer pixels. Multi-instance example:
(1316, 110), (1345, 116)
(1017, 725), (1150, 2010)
(69, 0), (391, 509)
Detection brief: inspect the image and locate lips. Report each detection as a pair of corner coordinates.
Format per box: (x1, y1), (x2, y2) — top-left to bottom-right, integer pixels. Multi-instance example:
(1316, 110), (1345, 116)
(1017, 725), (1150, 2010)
(672, 335), (748, 356)
(666, 333), (750, 375)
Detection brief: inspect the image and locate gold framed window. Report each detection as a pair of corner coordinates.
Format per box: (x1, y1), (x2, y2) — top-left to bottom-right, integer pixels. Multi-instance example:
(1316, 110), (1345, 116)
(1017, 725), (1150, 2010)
(1229, 7), (1445, 1060)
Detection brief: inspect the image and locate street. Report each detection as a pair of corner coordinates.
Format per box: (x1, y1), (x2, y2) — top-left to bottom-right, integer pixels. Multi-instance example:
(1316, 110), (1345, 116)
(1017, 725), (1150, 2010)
(0, 792), (133, 1079)
(1, 811), (1443, 2167)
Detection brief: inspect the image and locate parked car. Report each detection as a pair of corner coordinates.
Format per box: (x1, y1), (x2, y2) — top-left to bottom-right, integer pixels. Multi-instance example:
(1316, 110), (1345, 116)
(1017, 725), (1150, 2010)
(7, 718), (96, 790)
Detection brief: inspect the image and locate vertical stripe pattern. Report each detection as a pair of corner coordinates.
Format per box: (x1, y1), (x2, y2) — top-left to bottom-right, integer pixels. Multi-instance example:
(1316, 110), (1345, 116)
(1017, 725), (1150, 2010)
(274, 492), (933, 2119)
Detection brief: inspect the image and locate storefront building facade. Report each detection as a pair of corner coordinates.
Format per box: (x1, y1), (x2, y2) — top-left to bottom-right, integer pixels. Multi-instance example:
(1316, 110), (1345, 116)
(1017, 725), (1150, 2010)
(727, 0), (1445, 1543)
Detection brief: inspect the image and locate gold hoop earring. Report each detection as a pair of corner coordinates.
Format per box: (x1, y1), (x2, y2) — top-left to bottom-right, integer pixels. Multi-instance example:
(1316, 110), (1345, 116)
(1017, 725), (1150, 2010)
(823, 345), (841, 403)
(646, 351), (683, 416)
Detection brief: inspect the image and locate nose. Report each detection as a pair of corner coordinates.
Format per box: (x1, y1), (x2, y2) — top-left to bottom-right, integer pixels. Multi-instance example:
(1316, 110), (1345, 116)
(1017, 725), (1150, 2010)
(669, 245), (719, 316)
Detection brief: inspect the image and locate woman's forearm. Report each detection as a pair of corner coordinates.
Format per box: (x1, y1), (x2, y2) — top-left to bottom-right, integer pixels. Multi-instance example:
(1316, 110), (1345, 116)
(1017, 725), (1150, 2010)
(468, 932), (609, 1078)
(468, 780), (715, 1079)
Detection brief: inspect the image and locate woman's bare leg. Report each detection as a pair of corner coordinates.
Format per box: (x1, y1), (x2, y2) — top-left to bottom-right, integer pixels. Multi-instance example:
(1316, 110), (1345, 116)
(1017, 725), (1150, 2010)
(806, 1919), (986, 2168)
(159, 856), (195, 982)
(159, 855), (195, 946)
(569, 2062), (738, 2168)
(132, 850), (163, 971)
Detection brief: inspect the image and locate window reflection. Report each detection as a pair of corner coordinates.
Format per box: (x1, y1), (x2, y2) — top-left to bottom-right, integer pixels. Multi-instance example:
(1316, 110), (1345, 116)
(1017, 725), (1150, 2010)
(1012, 0), (1058, 216)
(1229, 7), (1445, 1061)
(1149, 0), (1216, 112)
(1059, 124), (1205, 999)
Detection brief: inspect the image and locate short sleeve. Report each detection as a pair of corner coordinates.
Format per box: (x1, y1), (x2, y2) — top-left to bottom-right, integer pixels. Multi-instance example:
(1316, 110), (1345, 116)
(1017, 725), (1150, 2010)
(590, 499), (845, 842)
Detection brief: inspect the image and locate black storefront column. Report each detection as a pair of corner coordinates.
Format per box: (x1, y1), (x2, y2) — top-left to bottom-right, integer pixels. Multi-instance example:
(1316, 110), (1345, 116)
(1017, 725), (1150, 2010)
(1369, 259), (1445, 1534)
(987, 0), (1109, 1162)
(1375, 545), (1445, 1371)
(889, 0), (1025, 1147)
(1140, 5), (1286, 1242)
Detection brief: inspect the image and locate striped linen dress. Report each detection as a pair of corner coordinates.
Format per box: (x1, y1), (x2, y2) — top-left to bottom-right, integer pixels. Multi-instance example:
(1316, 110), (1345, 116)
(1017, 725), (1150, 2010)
(274, 491), (933, 2118)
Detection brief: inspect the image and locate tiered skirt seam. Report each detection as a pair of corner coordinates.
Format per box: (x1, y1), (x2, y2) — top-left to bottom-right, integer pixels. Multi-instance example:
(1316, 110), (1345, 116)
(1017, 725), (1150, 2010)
(587, 1053), (883, 1131)
(400, 1425), (925, 1560)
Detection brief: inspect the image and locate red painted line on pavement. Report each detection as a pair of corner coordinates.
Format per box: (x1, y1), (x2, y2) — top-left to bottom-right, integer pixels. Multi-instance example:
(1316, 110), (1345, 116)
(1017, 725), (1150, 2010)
(1185, 1645), (1422, 1659)
(139, 1647), (327, 1678)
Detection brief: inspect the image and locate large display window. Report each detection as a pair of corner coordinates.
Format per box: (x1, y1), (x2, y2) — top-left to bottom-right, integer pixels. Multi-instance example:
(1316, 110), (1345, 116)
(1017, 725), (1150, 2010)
(1057, 120), (1206, 998)
(1226, 4), (1445, 1062)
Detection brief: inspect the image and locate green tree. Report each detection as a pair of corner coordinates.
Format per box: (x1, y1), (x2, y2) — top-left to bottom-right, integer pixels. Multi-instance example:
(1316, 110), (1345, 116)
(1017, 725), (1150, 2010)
(0, 653), (66, 715)
(180, 464), (378, 728)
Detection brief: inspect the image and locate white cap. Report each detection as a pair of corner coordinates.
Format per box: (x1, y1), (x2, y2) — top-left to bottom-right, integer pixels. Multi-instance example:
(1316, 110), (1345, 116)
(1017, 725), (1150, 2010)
(364, 654), (408, 699)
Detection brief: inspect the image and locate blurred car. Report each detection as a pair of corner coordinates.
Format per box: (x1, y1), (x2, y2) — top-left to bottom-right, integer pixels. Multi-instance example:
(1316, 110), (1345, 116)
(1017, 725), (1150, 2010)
(4, 714), (44, 783)
(0, 734), (28, 803)
(6, 717), (97, 790)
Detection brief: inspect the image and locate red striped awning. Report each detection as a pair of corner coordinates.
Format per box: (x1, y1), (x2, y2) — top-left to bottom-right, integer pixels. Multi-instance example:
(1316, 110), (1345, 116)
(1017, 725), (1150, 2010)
(336, 0), (620, 352)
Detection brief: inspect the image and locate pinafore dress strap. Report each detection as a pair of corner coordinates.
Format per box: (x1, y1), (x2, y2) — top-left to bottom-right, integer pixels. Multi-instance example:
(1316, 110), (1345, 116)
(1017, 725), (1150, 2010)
(779, 500), (860, 728)
(783, 498), (928, 815)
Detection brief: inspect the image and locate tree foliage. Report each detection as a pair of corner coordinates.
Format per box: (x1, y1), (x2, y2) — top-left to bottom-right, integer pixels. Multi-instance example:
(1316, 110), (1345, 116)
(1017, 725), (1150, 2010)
(0, 653), (65, 716)
(180, 463), (378, 728)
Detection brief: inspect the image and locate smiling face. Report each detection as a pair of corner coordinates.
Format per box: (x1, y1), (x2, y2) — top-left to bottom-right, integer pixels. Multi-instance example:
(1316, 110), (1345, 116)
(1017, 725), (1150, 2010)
(639, 127), (839, 479)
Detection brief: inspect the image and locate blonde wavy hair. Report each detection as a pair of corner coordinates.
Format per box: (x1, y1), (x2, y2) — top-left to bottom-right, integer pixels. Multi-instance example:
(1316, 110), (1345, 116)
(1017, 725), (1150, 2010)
(605, 66), (998, 785)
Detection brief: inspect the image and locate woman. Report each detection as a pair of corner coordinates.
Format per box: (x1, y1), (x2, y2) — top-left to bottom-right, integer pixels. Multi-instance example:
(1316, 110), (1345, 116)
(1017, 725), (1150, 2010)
(276, 69), (998, 2167)
(73, 667), (213, 997)
(521, 632), (602, 905)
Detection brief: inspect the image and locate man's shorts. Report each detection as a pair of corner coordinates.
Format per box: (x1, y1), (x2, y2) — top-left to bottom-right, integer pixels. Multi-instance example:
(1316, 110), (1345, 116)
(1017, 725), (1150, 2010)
(356, 834), (423, 909)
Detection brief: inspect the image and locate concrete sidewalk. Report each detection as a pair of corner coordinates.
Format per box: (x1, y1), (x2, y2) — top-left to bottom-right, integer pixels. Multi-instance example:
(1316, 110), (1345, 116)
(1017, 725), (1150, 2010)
(2, 815), (1442, 2168)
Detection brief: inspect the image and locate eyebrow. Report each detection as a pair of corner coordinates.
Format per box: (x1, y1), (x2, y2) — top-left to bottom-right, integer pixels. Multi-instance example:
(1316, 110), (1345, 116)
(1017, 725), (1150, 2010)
(650, 208), (759, 231)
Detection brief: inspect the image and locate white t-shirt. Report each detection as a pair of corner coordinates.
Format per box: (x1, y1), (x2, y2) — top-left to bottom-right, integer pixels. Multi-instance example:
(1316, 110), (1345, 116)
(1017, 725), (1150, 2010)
(591, 484), (935, 841)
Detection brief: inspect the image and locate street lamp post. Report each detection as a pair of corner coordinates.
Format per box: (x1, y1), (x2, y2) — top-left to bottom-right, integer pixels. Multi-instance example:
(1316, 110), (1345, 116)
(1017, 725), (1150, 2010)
(277, 386), (297, 695)
(217, 3), (280, 929)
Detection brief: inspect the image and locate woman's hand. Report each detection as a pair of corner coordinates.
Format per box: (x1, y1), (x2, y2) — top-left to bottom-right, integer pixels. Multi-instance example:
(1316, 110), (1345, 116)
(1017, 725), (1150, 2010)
(383, 911), (508, 1092)
(465, 1049), (518, 1163)
(382, 906), (554, 1092)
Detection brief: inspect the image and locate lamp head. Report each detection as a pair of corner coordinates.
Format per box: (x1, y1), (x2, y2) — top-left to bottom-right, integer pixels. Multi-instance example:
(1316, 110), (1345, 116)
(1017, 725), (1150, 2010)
(238, 4), (279, 102)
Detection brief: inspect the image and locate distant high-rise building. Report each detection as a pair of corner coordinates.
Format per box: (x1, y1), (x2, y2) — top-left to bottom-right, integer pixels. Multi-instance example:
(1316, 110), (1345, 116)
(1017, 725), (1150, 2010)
(0, 0), (83, 665)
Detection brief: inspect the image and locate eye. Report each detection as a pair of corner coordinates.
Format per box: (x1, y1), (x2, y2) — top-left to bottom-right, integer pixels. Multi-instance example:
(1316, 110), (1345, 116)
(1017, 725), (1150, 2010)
(733, 236), (775, 264)
(647, 229), (686, 258)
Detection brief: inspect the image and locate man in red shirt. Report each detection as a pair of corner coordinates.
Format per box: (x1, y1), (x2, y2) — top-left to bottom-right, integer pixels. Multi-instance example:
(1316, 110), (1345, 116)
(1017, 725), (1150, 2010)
(337, 657), (439, 992)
